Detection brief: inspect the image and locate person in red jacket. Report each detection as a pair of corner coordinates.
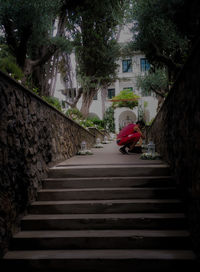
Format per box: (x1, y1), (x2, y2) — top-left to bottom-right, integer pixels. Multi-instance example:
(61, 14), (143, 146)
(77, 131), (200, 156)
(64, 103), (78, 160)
(117, 120), (145, 154)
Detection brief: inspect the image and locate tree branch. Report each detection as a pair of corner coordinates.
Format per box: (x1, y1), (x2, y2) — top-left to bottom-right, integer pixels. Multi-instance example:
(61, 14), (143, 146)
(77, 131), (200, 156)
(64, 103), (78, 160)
(25, 5), (68, 74)
(33, 45), (58, 68)
(63, 88), (83, 108)
(150, 86), (166, 98)
(57, 5), (68, 37)
(151, 42), (182, 70)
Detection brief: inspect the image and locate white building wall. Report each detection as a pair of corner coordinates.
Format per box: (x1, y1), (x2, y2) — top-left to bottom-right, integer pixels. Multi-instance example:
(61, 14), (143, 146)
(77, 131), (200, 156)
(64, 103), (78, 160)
(86, 91), (103, 119)
(140, 96), (158, 123)
(54, 73), (66, 100)
(118, 23), (133, 43)
(54, 24), (158, 129)
(54, 52), (77, 107)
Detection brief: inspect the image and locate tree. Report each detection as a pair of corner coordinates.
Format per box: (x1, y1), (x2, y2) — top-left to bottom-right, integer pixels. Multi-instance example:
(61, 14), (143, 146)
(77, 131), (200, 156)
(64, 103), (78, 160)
(128, 0), (191, 82)
(0, 0), (72, 95)
(67, 0), (128, 117)
(136, 69), (168, 110)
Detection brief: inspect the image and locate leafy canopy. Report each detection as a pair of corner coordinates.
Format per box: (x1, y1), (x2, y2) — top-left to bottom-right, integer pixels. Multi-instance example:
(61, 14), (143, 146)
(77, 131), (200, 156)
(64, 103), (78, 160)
(68, 0), (126, 90)
(128, 0), (189, 78)
(0, 0), (72, 96)
(0, 0), (63, 49)
(136, 69), (168, 97)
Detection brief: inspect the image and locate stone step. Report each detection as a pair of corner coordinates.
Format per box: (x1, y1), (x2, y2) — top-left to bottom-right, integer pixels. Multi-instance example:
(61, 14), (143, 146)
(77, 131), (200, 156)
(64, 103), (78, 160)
(29, 199), (184, 214)
(3, 249), (196, 272)
(48, 165), (170, 178)
(11, 229), (192, 250)
(42, 176), (175, 189)
(37, 187), (177, 201)
(21, 213), (187, 231)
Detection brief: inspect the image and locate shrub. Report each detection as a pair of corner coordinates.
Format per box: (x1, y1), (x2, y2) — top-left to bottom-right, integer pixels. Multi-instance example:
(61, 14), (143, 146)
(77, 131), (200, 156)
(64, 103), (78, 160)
(103, 106), (115, 133)
(42, 96), (62, 111)
(87, 117), (105, 130)
(112, 89), (140, 109)
(66, 108), (83, 120)
(0, 56), (24, 80)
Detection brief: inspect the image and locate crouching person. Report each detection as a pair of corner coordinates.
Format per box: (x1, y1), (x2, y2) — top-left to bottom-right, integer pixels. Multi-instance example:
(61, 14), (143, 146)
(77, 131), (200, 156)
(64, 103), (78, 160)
(116, 120), (145, 154)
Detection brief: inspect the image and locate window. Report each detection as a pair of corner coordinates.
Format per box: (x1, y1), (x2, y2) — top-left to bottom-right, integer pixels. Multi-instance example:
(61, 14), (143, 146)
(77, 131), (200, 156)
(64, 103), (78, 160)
(140, 58), (150, 72)
(93, 93), (98, 100)
(107, 89), (115, 99)
(122, 59), (132, 73)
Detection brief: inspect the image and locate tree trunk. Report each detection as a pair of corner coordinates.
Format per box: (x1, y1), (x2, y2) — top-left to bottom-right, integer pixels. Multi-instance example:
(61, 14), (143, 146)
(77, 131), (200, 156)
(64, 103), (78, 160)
(156, 94), (165, 112)
(48, 53), (60, 96)
(101, 86), (108, 118)
(80, 88), (97, 118)
(65, 88), (83, 108)
(50, 60), (59, 96)
(22, 47), (58, 96)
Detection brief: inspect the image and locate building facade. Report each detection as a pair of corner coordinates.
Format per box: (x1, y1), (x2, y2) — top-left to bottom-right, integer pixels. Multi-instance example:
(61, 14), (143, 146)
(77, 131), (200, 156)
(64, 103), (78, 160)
(54, 24), (158, 133)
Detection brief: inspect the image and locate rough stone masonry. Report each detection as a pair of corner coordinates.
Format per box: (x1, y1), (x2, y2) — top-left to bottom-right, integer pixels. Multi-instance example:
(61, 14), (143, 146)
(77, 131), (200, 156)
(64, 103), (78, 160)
(0, 71), (95, 257)
(147, 39), (200, 259)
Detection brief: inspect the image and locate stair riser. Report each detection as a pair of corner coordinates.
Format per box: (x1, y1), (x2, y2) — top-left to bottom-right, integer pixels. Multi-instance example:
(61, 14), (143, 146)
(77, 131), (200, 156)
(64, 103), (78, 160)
(2, 258), (196, 272)
(21, 218), (187, 231)
(38, 189), (177, 201)
(29, 203), (183, 214)
(43, 178), (175, 189)
(11, 236), (191, 250)
(48, 167), (170, 178)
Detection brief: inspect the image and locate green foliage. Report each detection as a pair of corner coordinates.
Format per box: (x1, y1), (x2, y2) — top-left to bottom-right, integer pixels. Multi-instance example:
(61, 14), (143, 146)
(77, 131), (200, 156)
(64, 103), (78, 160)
(79, 119), (95, 128)
(128, 0), (190, 79)
(112, 89), (140, 109)
(87, 117), (105, 130)
(66, 108), (84, 120)
(0, 56), (24, 80)
(50, 37), (72, 53)
(0, 0), (63, 48)
(65, 0), (128, 115)
(69, 0), (125, 93)
(103, 106), (115, 133)
(0, 44), (24, 80)
(0, 44), (10, 58)
(31, 87), (40, 96)
(0, 0), (73, 96)
(42, 96), (62, 111)
(136, 69), (168, 97)
(65, 108), (104, 130)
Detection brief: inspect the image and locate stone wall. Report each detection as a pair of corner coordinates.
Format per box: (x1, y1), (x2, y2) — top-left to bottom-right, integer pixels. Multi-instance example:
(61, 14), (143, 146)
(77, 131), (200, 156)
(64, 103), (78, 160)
(147, 40), (200, 257)
(88, 127), (105, 142)
(0, 71), (95, 256)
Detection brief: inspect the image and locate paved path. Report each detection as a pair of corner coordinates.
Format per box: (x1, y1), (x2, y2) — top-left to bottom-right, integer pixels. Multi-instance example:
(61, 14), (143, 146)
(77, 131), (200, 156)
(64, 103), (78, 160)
(57, 141), (164, 166)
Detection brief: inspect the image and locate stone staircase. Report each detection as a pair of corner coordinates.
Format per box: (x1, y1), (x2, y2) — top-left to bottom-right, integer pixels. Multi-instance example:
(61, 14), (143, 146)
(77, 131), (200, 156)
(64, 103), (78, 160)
(3, 164), (196, 271)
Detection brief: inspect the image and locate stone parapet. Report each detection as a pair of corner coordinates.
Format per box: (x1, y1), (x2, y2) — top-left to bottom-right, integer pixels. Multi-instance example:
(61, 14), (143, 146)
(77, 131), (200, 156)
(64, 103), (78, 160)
(146, 39), (200, 258)
(0, 71), (95, 256)
(88, 127), (106, 141)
